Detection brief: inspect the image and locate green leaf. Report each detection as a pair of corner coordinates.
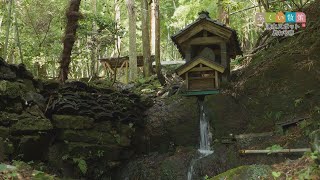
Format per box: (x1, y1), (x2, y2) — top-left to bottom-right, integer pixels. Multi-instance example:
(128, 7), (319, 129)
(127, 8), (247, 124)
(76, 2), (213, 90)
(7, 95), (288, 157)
(272, 171), (281, 178)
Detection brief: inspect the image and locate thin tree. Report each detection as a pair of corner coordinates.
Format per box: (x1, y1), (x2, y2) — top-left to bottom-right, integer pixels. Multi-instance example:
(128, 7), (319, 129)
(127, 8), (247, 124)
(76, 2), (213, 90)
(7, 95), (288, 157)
(141, 0), (152, 77)
(90, 0), (98, 79)
(126, 0), (138, 82)
(150, 0), (156, 56)
(14, 1), (23, 64)
(58, 0), (82, 83)
(3, 0), (13, 60)
(154, 0), (165, 85)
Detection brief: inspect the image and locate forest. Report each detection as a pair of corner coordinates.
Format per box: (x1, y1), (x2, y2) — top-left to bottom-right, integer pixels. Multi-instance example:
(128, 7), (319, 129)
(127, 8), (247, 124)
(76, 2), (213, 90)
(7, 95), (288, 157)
(0, 0), (320, 179)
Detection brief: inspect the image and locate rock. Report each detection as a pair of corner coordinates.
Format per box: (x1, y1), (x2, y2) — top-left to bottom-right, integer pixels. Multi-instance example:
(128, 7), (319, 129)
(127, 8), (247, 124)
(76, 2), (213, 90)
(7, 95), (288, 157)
(204, 94), (248, 138)
(57, 130), (116, 145)
(0, 112), (19, 126)
(17, 135), (52, 161)
(24, 92), (46, 110)
(52, 115), (94, 129)
(0, 66), (16, 80)
(0, 80), (27, 98)
(93, 122), (113, 133)
(4, 102), (23, 114)
(210, 165), (271, 180)
(11, 115), (53, 133)
(16, 64), (34, 79)
(0, 126), (9, 138)
(0, 138), (5, 161)
(67, 142), (122, 160)
(22, 79), (36, 92)
(145, 95), (200, 152)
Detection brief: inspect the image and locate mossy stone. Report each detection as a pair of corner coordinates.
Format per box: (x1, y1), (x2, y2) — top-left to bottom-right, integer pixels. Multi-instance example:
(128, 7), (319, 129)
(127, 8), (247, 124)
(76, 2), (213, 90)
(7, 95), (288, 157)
(0, 126), (9, 138)
(66, 142), (122, 160)
(11, 116), (53, 133)
(52, 115), (94, 129)
(18, 135), (52, 161)
(58, 130), (116, 145)
(210, 165), (271, 180)
(0, 80), (27, 98)
(0, 112), (19, 126)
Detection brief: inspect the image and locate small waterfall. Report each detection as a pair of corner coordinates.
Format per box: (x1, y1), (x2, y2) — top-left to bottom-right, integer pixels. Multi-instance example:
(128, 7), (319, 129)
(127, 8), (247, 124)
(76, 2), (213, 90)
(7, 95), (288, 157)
(187, 97), (213, 180)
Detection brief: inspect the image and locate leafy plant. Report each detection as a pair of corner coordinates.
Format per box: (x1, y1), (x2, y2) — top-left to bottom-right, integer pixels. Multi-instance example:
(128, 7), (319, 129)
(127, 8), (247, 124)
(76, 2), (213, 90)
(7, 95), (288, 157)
(314, 106), (320, 114)
(310, 151), (319, 160)
(272, 171), (281, 178)
(62, 154), (69, 160)
(73, 158), (87, 175)
(294, 98), (303, 107)
(274, 111), (283, 121)
(266, 144), (283, 155)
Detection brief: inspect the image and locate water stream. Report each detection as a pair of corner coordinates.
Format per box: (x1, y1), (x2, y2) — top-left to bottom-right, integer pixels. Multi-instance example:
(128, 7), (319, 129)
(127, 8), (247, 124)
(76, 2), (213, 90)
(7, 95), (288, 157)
(187, 98), (213, 180)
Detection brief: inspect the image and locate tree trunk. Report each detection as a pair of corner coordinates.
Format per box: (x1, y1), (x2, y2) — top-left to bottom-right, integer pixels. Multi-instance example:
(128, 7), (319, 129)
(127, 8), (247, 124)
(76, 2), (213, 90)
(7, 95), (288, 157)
(14, 1), (23, 64)
(141, 0), (152, 77)
(114, 0), (121, 56)
(90, 0), (98, 78)
(154, 0), (165, 85)
(126, 0), (138, 82)
(58, 0), (82, 83)
(0, 16), (3, 34)
(150, 1), (156, 55)
(3, 0), (13, 60)
(218, 0), (224, 21)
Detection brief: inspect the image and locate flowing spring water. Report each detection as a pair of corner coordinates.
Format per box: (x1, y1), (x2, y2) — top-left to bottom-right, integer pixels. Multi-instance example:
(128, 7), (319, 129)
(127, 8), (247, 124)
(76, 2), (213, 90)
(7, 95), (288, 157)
(187, 98), (213, 180)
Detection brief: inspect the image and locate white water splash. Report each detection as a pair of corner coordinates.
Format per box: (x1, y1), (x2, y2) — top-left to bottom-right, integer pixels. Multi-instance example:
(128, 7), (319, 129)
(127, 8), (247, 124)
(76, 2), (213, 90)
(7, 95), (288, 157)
(187, 99), (213, 180)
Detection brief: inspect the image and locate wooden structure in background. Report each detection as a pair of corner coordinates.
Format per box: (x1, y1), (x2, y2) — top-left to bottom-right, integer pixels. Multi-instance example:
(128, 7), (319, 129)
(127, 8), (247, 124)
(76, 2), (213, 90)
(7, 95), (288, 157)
(172, 11), (242, 93)
(99, 55), (155, 82)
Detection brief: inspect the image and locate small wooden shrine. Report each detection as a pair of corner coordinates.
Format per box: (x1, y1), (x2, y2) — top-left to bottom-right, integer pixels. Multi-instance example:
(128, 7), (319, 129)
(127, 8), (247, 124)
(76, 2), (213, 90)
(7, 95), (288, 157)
(172, 11), (242, 94)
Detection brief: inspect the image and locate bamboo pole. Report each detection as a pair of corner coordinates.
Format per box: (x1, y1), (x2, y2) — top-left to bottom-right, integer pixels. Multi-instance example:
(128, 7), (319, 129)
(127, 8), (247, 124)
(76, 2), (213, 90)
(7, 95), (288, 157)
(239, 148), (311, 154)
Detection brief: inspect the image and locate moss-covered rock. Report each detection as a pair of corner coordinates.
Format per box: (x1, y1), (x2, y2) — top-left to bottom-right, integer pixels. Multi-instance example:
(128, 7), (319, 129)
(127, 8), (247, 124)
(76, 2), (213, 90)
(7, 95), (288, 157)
(17, 135), (52, 161)
(145, 95), (199, 152)
(11, 115), (53, 133)
(66, 142), (123, 160)
(0, 126), (9, 138)
(52, 115), (94, 129)
(57, 130), (116, 145)
(0, 66), (16, 80)
(204, 94), (248, 138)
(210, 165), (271, 180)
(0, 112), (19, 127)
(0, 80), (27, 98)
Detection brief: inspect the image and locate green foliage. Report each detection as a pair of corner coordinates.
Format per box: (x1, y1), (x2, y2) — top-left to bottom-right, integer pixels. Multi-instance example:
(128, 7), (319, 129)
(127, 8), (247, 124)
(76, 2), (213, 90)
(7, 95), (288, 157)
(314, 106), (320, 114)
(294, 98), (303, 107)
(0, 164), (7, 172)
(272, 171), (281, 178)
(310, 151), (319, 160)
(266, 144), (283, 155)
(73, 157), (87, 175)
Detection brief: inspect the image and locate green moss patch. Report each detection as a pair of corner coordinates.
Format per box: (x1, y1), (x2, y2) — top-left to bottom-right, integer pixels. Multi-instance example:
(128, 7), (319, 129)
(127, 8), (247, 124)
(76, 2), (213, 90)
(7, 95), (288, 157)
(52, 115), (94, 129)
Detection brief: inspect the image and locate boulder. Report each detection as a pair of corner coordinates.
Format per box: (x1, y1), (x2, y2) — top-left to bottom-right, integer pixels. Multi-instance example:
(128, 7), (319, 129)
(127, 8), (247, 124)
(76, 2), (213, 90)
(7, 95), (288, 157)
(145, 95), (199, 152)
(52, 115), (94, 129)
(0, 112), (19, 126)
(204, 95), (248, 138)
(10, 115), (53, 133)
(17, 135), (52, 161)
(57, 130), (116, 145)
(0, 80), (27, 98)
(0, 66), (16, 80)
(0, 126), (9, 138)
(66, 142), (122, 161)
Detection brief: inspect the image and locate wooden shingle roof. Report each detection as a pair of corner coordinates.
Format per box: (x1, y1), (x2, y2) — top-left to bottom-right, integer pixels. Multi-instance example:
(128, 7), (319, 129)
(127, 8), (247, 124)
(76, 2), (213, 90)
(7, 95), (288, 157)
(171, 11), (242, 59)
